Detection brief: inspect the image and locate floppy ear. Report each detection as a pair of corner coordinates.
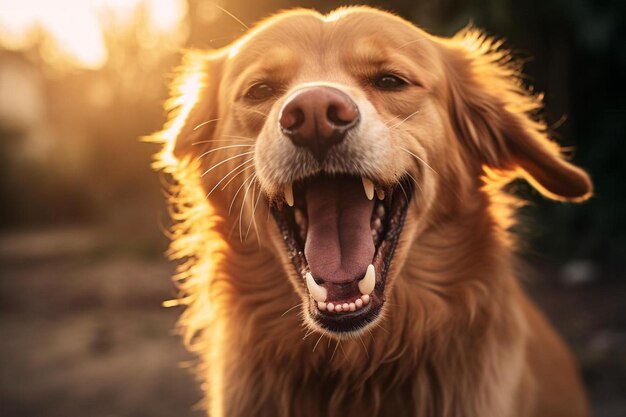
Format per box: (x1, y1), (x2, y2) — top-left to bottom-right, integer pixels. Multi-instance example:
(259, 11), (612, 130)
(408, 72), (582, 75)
(443, 29), (592, 202)
(153, 50), (224, 167)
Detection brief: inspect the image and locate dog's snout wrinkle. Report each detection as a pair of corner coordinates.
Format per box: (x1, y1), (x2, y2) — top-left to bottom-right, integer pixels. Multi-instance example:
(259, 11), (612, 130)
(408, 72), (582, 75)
(279, 86), (360, 162)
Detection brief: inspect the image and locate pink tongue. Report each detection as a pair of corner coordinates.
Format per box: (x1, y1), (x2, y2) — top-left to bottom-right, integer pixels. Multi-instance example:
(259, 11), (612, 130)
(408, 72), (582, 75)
(304, 177), (375, 284)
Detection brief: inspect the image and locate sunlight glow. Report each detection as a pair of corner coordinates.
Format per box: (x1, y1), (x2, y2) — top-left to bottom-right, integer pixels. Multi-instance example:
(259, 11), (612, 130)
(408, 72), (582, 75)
(152, 51), (207, 170)
(0, 0), (187, 69)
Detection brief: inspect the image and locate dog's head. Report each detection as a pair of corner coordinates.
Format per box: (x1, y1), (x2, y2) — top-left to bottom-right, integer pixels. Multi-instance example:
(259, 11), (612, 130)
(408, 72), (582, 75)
(156, 7), (592, 338)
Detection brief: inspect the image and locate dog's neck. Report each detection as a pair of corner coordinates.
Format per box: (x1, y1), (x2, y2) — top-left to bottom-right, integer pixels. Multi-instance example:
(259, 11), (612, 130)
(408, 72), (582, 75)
(198, 185), (525, 416)
(173, 176), (526, 416)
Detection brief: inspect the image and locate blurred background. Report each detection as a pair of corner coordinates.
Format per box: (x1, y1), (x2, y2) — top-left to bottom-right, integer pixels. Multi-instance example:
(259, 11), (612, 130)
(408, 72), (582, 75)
(0, 0), (624, 416)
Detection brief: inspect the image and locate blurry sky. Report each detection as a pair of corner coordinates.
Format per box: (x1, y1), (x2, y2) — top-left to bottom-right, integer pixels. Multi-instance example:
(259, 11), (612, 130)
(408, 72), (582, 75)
(0, 0), (187, 69)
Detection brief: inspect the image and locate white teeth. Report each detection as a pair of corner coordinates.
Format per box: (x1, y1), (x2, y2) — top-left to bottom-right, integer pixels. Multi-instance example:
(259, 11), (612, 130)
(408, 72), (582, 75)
(306, 272), (327, 302)
(376, 188), (385, 200)
(284, 183), (294, 207)
(373, 218), (382, 231)
(358, 264), (376, 295)
(313, 266), (376, 315)
(376, 205), (385, 218)
(319, 294), (372, 314)
(361, 177), (374, 200)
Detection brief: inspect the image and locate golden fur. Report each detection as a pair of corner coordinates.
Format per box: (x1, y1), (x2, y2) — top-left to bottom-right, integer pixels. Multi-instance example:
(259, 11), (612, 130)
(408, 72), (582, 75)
(151, 6), (592, 417)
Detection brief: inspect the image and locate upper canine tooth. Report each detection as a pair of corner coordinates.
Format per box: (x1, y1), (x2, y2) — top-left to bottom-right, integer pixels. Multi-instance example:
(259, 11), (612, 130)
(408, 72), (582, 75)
(362, 177), (374, 200)
(306, 272), (327, 302)
(284, 183), (294, 207)
(358, 264), (375, 295)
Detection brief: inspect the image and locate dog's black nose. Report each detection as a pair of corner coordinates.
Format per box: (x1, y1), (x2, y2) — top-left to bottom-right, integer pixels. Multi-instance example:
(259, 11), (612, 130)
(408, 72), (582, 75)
(279, 86), (360, 162)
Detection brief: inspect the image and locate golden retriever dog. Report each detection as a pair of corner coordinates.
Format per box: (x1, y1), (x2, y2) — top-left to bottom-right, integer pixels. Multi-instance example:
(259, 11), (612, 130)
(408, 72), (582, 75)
(151, 6), (593, 417)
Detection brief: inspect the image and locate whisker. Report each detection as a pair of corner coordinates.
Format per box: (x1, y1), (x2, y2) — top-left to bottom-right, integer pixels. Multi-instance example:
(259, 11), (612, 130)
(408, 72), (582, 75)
(303, 328), (315, 341)
(211, 3), (249, 30)
(358, 334), (369, 359)
(193, 118), (221, 131)
(330, 340), (340, 361)
(200, 151), (255, 177)
(221, 162), (255, 191)
(227, 175), (255, 241)
(400, 147), (438, 175)
(228, 174), (255, 216)
(245, 182), (263, 242)
(312, 331), (326, 353)
(196, 144), (254, 161)
(206, 158), (255, 198)
(192, 139), (254, 146)
(388, 109), (420, 129)
(399, 181), (410, 202)
(244, 179), (262, 240)
(281, 303), (301, 317)
(245, 108), (269, 118)
(405, 171), (424, 194)
(339, 340), (348, 360)
(373, 321), (390, 334)
(384, 115), (400, 126)
(223, 134), (257, 141)
(238, 174), (257, 242)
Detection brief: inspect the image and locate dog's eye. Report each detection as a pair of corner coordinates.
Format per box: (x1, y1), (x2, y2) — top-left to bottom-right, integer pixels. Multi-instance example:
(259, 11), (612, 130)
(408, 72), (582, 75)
(373, 74), (407, 90)
(245, 83), (274, 101)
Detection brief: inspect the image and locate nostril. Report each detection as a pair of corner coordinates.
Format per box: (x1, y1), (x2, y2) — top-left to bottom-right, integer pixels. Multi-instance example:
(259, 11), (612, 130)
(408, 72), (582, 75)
(280, 108), (305, 132)
(327, 103), (358, 127)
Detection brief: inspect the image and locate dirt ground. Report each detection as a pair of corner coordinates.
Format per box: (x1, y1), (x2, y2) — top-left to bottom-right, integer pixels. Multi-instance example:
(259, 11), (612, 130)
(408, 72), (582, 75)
(1, 227), (624, 417)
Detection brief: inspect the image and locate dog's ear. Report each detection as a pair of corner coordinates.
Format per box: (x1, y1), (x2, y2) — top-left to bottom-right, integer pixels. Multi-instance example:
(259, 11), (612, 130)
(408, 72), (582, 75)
(442, 29), (592, 202)
(156, 50), (224, 165)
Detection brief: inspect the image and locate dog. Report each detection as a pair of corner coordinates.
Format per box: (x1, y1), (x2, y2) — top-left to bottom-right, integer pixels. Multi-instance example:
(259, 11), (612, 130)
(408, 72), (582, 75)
(151, 6), (592, 417)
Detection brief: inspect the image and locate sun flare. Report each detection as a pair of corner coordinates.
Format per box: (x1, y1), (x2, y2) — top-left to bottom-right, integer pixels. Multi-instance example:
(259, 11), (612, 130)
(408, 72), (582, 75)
(0, 0), (187, 69)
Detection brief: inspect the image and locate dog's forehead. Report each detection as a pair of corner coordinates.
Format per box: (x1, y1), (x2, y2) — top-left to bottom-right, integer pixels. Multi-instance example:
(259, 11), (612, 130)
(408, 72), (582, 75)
(226, 9), (432, 72)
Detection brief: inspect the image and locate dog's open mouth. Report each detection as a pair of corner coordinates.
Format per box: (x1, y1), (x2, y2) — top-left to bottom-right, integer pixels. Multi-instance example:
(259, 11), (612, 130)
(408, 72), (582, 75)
(271, 174), (413, 334)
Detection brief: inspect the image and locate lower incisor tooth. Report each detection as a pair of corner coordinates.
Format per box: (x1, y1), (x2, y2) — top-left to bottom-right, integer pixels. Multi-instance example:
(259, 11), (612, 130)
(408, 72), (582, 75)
(362, 294), (370, 304)
(327, 303), (335, 312)
(318, 301), (327, 311)
(355, 299), (363, 308)
(349, 303), (356, 311)
(335, 304), (343, 312)
(342, 303), (349, 311)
